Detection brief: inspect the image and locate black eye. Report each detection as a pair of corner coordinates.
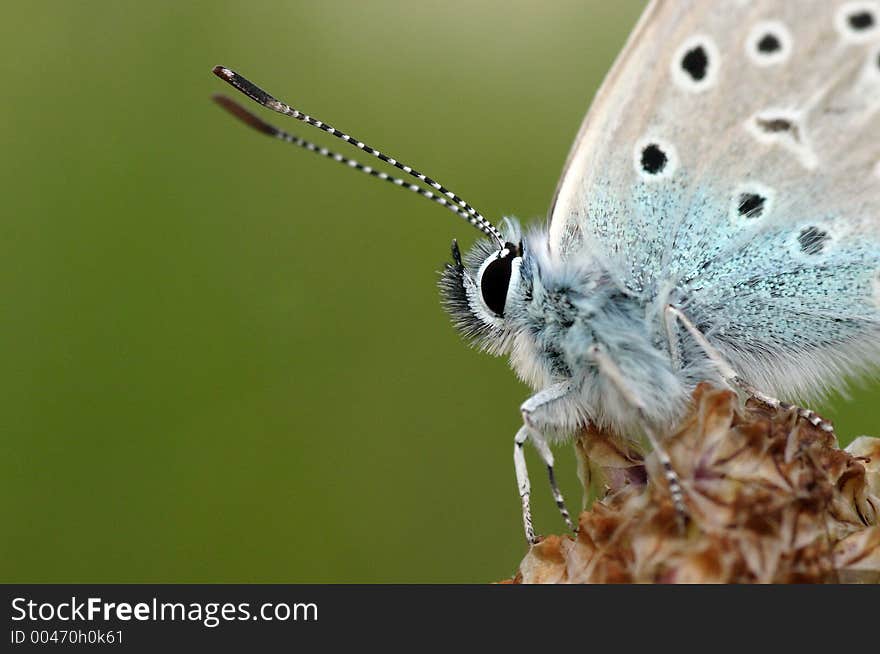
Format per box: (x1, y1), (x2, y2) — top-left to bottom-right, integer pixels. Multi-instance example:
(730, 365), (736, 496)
(480, 245), (517, 316)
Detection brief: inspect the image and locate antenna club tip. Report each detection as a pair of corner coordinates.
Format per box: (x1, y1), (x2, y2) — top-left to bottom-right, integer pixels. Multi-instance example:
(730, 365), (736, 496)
(212, 65), (235, 80)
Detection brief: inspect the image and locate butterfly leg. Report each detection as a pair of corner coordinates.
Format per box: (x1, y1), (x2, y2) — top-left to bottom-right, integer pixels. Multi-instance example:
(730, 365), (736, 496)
(588, 345), (687, 531)
(729, 378), (835, 434)
(665, 305), (834, 434)
(515, 382), (578, 544)
(663, 301), (683, 370)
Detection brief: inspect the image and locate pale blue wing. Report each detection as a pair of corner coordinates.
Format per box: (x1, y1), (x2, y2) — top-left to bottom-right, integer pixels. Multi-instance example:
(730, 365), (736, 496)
(548, 0), (880, 399)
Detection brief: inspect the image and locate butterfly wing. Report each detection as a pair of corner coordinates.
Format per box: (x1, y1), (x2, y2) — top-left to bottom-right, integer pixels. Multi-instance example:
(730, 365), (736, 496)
(548, 0), (880, 400)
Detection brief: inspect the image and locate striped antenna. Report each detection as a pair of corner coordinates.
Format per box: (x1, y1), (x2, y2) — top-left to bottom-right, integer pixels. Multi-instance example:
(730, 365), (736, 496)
(212, 95), (479, 226)
(212, 65), (505, 247)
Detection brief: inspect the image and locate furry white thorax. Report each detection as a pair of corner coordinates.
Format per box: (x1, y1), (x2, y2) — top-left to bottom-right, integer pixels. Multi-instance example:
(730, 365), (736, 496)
(459, 218), (717, 441)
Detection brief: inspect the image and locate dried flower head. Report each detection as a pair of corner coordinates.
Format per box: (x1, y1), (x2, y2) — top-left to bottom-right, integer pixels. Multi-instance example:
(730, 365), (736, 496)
(511, 384), (880, 584)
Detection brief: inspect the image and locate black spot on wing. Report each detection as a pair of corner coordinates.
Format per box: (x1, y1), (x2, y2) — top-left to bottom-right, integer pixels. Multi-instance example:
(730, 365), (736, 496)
(798, 226), (830, 255)
(737, 192), (766, 218)
(755, 115), (801, 142)
(681, 45), (709, 81)
(640, 144), (668, 174)
(849, 10), (875, 30)
(757, 33), (781, 53)
(757, 117), (793, 133)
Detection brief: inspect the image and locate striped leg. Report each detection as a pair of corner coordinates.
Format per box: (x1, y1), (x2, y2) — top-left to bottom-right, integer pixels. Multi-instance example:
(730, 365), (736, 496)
(514, 383), (577, 544)
(665, 305), (834, 435)
(731, 377), (835, 433)
(589, 345), (687, 531)
(529, 427), (575, 532)
(514, 426), (536, 544)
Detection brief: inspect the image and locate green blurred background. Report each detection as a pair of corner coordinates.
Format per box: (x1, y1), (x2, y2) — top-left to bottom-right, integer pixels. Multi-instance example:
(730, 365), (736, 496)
(1, 1), (875, 583)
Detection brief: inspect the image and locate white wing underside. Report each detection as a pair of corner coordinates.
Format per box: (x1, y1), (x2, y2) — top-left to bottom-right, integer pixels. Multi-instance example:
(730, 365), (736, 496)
(548, 0), (880, 401)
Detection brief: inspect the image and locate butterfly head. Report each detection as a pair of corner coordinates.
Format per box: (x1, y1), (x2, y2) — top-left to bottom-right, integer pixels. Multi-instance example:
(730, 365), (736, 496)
(439, 220), (529, 353)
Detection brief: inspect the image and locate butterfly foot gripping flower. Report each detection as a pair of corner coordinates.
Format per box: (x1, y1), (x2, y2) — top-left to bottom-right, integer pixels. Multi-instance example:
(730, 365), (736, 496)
(511, 384), (880, 584)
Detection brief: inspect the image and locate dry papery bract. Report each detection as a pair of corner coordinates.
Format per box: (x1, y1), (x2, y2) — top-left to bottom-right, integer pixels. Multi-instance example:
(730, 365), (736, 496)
(509, 384), (880, 584)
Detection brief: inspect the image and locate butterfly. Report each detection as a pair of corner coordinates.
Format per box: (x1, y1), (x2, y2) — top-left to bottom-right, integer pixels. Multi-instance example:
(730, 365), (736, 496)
(212, 0), (880, 544)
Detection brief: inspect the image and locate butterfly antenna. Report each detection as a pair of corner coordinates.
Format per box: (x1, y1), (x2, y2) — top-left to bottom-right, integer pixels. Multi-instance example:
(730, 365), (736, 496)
(212, 65), (505, 247)
(212, 95), (481, 228)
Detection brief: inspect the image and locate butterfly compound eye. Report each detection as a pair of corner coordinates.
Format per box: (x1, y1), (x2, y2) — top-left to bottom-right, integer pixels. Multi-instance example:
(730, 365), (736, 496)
(480, 245), (519, 317)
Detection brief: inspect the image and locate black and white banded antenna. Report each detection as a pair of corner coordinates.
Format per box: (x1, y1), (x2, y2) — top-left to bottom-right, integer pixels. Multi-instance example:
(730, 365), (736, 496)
(211, 95), (479, 229)
(211, 65), (505, 247)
